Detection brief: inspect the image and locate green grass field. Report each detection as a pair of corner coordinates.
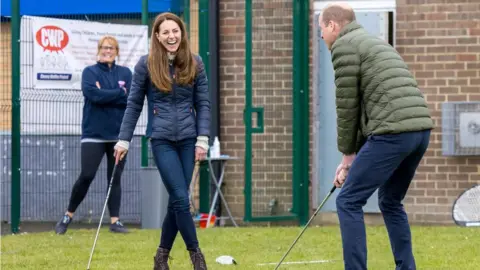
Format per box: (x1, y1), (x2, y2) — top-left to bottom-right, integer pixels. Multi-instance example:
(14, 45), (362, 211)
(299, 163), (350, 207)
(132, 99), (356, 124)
(1, 225), (478, 269)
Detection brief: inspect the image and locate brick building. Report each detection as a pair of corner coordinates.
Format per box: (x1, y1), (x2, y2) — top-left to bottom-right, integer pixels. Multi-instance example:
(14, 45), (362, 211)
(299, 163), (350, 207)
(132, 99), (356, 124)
(394, 0), (480, 223)
(0, 0), (479, 225)
(218, 0), (480, 225)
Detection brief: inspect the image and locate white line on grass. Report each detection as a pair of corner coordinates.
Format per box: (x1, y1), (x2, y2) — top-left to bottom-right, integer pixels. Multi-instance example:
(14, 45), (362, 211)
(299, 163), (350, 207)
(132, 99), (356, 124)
(257, 259), (337, 266)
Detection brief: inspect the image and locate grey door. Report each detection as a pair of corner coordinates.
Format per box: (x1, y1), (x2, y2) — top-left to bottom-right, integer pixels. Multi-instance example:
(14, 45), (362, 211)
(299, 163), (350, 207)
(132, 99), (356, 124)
(315, 12), (389, 213)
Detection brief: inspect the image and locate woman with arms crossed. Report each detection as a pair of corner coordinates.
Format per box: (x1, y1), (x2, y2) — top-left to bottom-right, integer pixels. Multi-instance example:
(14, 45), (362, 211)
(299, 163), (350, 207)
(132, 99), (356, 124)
(55, 35), (131, 235)
(114, 13), (211, 270)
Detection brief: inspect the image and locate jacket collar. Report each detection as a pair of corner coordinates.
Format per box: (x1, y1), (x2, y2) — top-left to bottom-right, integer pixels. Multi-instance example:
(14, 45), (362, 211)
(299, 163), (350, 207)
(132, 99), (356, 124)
(96, 61), (116, 71)
(336, 20), (363, 40)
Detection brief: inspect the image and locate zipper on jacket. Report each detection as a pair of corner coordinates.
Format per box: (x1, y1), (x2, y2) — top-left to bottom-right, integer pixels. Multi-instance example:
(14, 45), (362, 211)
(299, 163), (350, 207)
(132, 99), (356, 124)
(171, 65), (178, 141)
(173, 87), (178, 141)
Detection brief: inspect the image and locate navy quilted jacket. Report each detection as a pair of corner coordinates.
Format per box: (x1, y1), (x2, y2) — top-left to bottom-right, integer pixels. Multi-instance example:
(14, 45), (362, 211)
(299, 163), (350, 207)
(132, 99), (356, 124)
(118, 54), (211, 142)
(80, 61), (132, 141)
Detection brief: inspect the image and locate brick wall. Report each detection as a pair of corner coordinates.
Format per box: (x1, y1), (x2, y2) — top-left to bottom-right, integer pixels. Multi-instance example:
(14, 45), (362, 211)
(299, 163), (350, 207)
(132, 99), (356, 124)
(220, 0), (479, 226)
(396, 0), (480, 224)
(189, 0), (199, 54)
(0, 22), (12, 131)
(219, 0), (314, 222)
(218, 0), (246, 220)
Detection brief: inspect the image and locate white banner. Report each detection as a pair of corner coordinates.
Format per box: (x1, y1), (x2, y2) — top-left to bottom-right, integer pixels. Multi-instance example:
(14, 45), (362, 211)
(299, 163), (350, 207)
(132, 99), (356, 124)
(30, 16), (148, 90)
(20, 16), (149, 135)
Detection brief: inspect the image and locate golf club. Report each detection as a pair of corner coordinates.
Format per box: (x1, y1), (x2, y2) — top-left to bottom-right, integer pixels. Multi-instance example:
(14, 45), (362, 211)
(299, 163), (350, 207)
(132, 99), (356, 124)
(86, 162), (119, 270)
(274, 185), (337, 270)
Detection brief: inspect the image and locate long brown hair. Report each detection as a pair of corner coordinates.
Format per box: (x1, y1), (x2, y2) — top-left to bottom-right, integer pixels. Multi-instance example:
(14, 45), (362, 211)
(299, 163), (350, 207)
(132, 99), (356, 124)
(148, 12), (197, 92)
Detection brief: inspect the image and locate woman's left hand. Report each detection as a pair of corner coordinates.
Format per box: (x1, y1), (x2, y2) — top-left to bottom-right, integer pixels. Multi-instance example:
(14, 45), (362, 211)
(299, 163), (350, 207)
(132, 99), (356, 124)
(195, 146), (207, 161)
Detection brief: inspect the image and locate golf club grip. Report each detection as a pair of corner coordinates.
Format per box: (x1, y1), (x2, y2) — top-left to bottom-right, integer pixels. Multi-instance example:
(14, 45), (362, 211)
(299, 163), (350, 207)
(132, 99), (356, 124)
(329, 185), (336, 194)
(110, 165), (118, 185)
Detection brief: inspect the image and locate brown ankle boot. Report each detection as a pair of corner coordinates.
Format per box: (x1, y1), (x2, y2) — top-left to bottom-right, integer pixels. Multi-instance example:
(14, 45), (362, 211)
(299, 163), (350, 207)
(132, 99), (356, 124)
(153, 247), (170, 270)
(189, 248), (207, 270)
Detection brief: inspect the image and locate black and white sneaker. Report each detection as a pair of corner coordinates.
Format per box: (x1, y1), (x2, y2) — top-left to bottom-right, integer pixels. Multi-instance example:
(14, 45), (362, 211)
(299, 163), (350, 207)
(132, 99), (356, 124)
(55, 214), (72, 235)
(110, 220), (129, 233)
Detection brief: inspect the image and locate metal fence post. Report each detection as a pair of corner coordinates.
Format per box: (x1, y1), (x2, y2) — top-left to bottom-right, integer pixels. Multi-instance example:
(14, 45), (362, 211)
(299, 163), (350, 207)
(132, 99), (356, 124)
(141, 136), (149, 167)
(198, 0), (211, 214)
(142, 0), (149, 27)
(183, 0), (190, 34)
(243, 0), (253, 222)
(11, 0), (21, 234)
(292, 0), (310, 226)
(300, 0), (311, 227)
(140, 0), (149, 169)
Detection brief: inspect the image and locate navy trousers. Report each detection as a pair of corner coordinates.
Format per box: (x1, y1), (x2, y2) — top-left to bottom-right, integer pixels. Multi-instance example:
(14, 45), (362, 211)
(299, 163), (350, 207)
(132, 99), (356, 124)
(336, 130), (430, 270)
(151, 138), (199, 251)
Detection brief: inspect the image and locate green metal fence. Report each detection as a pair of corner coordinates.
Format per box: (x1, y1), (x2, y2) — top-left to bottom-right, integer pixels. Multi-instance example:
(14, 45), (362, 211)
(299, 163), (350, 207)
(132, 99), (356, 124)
(2, 0), (310, 234)
(244, 0), (310, 225)
(2, 0), (203, 234)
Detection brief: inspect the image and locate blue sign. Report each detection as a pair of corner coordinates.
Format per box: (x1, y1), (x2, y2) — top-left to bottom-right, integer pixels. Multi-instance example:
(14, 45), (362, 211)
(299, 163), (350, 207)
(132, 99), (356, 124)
(1, 0), (182, 16)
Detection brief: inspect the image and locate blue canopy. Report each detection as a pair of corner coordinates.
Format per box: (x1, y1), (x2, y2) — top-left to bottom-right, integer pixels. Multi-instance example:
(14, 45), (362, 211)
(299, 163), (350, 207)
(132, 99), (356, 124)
(1, 0), (182, 16)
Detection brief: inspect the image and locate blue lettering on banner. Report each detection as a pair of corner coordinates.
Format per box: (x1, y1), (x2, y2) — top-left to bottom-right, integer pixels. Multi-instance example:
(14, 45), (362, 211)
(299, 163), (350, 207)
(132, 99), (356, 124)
(37, 73), (72, 81)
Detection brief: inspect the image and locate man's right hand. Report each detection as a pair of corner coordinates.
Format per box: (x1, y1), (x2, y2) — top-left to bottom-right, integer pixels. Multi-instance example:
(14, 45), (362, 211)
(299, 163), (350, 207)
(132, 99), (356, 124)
(334, 167), (348, 188)
(334, 164), (351, 188)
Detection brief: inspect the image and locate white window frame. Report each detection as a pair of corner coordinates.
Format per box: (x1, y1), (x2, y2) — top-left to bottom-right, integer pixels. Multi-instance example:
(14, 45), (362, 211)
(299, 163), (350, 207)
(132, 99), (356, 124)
(314, 0), (396, 13)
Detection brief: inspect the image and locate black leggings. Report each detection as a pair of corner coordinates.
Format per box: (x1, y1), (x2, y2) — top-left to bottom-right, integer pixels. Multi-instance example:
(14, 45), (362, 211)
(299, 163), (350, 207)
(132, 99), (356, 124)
(67, 142), (126, 217)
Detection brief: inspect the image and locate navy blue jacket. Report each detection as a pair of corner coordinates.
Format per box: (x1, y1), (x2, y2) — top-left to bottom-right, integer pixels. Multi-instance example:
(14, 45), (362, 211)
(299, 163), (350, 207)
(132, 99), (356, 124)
(81, 61), (132, 140)
(118, 54), (211, 142)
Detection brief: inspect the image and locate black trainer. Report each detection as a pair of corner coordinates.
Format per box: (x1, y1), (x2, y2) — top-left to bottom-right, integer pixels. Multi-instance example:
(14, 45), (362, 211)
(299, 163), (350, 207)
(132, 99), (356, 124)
(55, 214), (72, 235)
(109, 220), (129, 233)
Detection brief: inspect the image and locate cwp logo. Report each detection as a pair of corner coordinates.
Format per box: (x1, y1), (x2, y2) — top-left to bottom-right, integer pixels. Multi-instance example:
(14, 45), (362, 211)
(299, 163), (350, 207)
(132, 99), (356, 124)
(35, 25), (69, 52)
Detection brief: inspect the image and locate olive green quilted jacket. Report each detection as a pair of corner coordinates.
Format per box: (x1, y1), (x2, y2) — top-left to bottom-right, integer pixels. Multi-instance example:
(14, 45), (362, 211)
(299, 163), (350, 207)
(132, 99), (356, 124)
(331, 21), (434, 155)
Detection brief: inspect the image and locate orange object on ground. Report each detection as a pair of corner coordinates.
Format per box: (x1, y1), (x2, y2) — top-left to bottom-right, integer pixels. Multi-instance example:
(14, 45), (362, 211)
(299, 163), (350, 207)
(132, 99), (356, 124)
(198, 213), (216, 228)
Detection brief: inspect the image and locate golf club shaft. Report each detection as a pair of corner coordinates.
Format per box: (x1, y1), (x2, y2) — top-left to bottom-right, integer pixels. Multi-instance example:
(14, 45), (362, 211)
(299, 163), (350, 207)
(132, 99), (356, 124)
(274, 185), (336, 270)
(87, 164), (117, 270)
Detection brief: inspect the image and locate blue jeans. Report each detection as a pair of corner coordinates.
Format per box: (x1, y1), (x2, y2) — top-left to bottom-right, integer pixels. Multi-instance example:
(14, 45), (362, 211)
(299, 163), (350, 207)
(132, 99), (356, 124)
(151, 138), (199, 251)
(336, 130), (430, 270)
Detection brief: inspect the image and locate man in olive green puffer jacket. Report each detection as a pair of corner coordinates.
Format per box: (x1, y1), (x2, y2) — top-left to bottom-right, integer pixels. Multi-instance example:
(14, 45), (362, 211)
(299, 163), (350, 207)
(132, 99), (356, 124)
(319, 3), (434, 270)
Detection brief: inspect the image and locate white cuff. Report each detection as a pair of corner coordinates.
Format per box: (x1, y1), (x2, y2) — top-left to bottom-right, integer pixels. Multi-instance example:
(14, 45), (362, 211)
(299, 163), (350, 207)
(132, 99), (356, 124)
(115, 140), (130, 151)
(195, 136), (209, 151)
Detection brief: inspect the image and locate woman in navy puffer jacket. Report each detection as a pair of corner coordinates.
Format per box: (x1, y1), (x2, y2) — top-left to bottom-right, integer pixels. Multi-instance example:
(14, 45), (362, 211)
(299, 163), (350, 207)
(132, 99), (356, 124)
(114, 12), (210, 270)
